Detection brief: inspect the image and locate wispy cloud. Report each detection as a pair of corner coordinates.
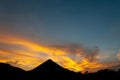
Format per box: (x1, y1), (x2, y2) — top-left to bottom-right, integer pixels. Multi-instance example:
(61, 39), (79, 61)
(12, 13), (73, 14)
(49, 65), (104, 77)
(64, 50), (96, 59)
(0, 34), (120, 73)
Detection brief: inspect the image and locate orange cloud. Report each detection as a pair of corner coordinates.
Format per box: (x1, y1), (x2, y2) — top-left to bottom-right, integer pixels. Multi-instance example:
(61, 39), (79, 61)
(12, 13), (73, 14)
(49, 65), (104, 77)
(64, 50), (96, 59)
(116, 53), (120, 60)
(0, 34), (120, 73)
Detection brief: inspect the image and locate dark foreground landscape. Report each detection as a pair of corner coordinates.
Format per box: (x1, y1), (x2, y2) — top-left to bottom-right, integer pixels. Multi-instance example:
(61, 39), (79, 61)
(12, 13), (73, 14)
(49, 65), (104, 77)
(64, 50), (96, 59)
(0, 59), (120, 80)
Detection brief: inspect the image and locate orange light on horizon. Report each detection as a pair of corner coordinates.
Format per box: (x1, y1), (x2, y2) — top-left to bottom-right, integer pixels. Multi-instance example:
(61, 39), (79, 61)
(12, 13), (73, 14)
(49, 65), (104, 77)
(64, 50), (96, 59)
(0, 34), (119, 73)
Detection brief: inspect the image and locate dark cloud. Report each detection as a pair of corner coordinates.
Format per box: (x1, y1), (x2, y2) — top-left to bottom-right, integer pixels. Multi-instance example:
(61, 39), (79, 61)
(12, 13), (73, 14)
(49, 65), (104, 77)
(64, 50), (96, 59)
(48, 43), (99, 61)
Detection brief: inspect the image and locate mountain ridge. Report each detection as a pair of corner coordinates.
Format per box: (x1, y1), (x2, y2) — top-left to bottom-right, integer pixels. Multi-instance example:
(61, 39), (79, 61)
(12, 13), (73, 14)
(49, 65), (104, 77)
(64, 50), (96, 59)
(0, 59), (120, 80)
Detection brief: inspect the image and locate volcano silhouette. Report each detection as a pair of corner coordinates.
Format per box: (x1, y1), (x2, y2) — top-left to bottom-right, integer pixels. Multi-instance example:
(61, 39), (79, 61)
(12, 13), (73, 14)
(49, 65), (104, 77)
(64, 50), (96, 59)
(29, 59), (70, 72)
(28, 59), (79, 80)
(30, 59), (64, 71)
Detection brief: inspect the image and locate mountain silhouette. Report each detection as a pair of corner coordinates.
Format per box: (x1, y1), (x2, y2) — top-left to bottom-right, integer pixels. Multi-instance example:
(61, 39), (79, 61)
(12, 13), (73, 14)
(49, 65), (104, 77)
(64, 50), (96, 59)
(0, 59), (120, 80)
(30, 59), (64, 71)
(0, 63), (26, 80)
(28, 59), (80, 80)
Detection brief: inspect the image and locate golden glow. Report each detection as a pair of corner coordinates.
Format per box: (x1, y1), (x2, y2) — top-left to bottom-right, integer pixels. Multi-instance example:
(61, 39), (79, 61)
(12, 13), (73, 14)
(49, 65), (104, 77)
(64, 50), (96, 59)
(0, 34), (119, 73)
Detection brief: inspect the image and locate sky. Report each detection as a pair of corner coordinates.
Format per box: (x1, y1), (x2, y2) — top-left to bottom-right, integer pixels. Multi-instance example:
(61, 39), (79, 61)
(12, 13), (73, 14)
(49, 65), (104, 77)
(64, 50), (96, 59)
(0, 0), (120, 72)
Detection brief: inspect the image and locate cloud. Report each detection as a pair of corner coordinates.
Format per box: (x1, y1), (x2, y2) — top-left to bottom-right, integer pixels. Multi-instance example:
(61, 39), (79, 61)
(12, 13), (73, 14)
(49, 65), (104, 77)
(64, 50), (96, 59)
(0, 34), (120, 73)
(116, 53), (120, 60)
(48, 44), (99, 61)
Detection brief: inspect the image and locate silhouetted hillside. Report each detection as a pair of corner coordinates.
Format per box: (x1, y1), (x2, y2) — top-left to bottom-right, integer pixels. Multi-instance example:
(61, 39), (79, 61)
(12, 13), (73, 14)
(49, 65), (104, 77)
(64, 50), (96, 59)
(0, 63), (26, 80)
(0, 59), (120, 80)
(83, 69), (120, 80)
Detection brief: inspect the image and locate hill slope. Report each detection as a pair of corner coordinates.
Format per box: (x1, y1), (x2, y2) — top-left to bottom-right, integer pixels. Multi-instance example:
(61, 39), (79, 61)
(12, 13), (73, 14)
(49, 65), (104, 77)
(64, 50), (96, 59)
(0, 63), (26, 80)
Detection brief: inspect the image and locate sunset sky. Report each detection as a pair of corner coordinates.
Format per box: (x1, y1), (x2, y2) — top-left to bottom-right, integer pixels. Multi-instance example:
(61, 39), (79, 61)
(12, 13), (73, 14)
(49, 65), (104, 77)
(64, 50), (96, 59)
(0, 0), (120, 72)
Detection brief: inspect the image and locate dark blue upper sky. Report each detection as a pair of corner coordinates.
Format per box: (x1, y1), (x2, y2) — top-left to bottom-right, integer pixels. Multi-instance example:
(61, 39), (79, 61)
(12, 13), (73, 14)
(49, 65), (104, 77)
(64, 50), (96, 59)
(0, 0), (120, 60)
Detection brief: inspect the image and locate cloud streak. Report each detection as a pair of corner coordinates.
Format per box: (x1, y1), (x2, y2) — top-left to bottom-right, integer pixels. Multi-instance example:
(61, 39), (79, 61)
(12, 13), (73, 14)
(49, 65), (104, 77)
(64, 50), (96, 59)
(0, 34), (120, 73)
